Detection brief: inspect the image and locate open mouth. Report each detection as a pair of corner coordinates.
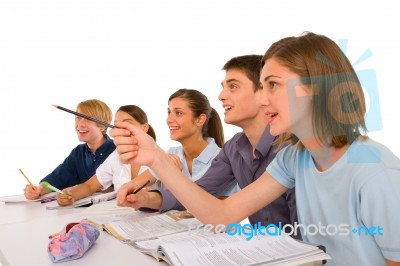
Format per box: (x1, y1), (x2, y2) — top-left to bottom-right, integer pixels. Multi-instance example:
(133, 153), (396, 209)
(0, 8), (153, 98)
(223, 105), (233, 111)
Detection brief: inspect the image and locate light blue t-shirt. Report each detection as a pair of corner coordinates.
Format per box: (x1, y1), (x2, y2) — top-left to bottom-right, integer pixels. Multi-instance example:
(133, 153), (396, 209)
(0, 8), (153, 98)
(152, 138), (238, 196)
(267, 138), (400, 265)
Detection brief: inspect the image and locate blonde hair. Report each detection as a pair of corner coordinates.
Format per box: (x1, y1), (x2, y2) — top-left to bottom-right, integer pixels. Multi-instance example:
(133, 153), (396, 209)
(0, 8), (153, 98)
(76, 99), (113, 135)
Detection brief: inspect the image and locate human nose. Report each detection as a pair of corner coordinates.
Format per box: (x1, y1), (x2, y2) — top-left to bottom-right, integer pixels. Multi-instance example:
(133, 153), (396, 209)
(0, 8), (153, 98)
(260, 88), (270, 107)
(75, 117), (88, 127)
(166, 113), (173, 124)
(218, 87), (227, 102)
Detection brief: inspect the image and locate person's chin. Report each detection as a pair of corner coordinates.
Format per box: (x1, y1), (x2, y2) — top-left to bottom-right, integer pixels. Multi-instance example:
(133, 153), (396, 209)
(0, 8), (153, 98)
(169, 135), (180, 142)
(269, 126), (281, 136)
(223, 116), (234, 125)
(77, 136), (87, 142)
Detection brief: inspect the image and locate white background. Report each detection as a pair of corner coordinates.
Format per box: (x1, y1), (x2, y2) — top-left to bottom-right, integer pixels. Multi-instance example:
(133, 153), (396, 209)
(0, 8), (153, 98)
(1, 0), (399, 197)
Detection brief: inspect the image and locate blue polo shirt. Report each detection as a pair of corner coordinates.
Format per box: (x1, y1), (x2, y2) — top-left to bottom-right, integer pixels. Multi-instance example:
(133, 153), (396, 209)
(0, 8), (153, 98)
(40, 135), (116, 189)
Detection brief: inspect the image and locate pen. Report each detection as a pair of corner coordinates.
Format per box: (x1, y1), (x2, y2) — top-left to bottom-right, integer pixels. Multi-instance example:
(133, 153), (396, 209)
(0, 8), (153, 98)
(132, 180), (150, 194)
(19, 169), (36, 191)
(42, 182), (67, 195)
(53, 105), (115, 128)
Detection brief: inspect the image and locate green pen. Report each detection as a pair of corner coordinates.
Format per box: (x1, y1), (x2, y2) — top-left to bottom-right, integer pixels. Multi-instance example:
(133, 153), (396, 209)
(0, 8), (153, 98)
(42, 181), (67, 195)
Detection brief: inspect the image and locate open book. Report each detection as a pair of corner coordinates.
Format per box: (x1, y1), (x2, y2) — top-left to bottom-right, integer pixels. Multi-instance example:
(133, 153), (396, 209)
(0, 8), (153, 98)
(98, 210), (202, 242)
(45, 191), (117, 210)
(131, 230), (331, 266)
(0, 192), (57, 204)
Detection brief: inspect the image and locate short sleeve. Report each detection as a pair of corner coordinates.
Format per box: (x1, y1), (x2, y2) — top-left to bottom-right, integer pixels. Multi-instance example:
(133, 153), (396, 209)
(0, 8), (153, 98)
(266, 145), (297, 189)
(360, 168), (400, 261)
(96, 151), (120, 190)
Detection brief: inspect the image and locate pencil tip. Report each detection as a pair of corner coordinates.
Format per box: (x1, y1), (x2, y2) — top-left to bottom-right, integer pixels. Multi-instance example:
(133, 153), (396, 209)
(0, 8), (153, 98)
(52, 104), (58, 108)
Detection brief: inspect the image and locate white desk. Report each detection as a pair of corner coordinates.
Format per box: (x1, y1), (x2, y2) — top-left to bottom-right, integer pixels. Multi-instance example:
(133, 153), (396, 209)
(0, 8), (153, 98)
(0, 200), (83, 226)
(0, 198), (324, 266)
(0, 199), (165, 266)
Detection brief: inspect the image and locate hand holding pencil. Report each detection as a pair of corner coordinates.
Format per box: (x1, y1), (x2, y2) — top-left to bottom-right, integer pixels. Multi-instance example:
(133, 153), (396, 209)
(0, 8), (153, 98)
(20, 169), (43, 200)
(23, 183), (43, 200)
(117, 180), (152, 208)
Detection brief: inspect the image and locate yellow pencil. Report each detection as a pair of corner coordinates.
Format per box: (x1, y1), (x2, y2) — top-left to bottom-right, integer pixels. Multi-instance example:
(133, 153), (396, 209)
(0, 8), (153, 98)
(19, 169), (36, 191)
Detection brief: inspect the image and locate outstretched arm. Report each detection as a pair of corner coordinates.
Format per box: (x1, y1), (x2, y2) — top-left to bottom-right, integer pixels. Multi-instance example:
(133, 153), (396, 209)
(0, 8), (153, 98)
(110, 121), (288, 226)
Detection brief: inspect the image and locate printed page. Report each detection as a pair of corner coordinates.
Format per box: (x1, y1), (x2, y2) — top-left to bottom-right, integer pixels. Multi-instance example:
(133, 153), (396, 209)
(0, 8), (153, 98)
(81, 200), (135, 215)
(103, 210), (203, 242)
(0, 192), (57, 203)
(157, 232), (331, 266)
(45, 197), (92, 210)
(90, 191), (117, 204)
(45, 191), (117, 210)
(84, 203), (157, 224)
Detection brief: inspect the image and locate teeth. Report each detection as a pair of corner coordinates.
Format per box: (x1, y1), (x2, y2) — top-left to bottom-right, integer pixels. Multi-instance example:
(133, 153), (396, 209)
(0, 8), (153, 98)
(224, 106), (232, 111)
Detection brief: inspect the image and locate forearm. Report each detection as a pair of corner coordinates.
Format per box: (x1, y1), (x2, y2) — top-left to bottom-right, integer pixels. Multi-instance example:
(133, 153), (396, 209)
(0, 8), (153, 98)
(70, 184), (92, 201)
(132, 170), (157, 188)
(150, 148), (229, 225)
(151, 149), (287, 226)
(38, 183), (52, 196)
(71, 177), (101, 201)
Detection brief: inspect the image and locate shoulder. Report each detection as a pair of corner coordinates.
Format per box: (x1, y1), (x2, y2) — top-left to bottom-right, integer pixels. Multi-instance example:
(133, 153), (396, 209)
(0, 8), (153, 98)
(103, 149), (119, 162)
(348, 138), (400, 167)
(167, 145), (183, 155)
(104, 134), (116, 148)
(222, 131), (245, 150)
(276, 142), (302, 159)
(348, 138), (400, 187)
(197, 138), (221, 163)
(268, 142), (303, 175)
(69, 143), (88, 155)
(205, 138), (220, 153)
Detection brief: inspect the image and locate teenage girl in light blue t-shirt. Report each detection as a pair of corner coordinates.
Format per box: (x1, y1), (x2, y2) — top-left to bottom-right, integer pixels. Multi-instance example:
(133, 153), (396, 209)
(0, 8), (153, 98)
(110, 33), (400, 265)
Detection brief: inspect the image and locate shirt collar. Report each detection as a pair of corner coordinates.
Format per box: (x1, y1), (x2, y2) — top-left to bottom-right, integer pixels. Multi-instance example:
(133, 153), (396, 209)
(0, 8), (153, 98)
(85, 134), (114, 156)
(236, 125), (276, 158)
(195, 138), (219, 164)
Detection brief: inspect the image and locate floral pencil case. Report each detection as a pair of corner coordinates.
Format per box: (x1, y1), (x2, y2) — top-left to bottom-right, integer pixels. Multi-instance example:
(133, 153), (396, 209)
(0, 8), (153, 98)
(47, 219), (100, 263)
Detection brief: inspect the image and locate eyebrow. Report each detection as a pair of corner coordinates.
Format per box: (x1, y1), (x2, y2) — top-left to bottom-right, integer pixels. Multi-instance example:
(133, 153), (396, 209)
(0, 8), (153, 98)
(167, 107), (185, 111)
(221, 78), (241, 86)
(262, 75), (280, 82)
(114, 118), (134, 123)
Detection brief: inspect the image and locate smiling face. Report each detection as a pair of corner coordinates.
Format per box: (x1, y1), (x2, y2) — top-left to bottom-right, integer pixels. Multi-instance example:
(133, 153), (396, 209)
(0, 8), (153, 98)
(75, 117), (105, 144)
(219, 68), (263, 129)
(260, 57), (313, 138)
(166, 97), (203, 143)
